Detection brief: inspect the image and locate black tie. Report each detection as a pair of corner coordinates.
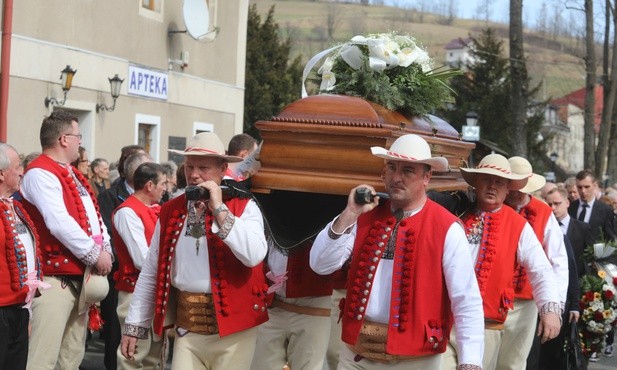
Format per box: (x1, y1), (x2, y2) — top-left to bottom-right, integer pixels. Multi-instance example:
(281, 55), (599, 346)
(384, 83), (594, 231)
(578, 203), (588, 222)
(558, 221), (563, 226)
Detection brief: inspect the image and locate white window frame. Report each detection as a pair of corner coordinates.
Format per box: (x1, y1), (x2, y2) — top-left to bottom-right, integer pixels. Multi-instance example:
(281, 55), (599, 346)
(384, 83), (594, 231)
(139, 0), (164, 22)
(193, 121), (214, 135)
(135, 114), (161, 162)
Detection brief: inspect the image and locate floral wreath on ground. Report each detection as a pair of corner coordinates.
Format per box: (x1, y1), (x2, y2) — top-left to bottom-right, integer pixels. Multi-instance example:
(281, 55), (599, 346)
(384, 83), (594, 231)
(578, 270), (617, 357)
(315, 32), (460, 117)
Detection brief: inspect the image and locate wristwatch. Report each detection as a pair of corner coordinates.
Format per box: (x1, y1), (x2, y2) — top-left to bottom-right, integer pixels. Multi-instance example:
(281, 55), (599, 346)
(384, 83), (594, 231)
(213, 203), (229, 217)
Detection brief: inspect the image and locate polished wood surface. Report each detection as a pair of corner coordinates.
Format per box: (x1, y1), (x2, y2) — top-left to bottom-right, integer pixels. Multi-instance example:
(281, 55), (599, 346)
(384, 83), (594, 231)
(253, 94), (474, 195)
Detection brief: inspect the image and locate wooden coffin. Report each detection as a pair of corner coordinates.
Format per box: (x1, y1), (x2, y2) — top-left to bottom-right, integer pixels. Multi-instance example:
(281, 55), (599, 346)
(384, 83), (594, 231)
(252, 94), (475, 196)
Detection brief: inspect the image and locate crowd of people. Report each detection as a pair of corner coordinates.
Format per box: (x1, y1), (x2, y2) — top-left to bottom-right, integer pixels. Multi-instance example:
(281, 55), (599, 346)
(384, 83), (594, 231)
(0, 109), (616, 370)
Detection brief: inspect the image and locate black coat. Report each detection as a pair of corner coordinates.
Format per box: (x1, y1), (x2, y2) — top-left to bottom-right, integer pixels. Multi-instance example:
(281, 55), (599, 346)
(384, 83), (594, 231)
(565, 217), (593, 277)
(568, 199), (616, 243)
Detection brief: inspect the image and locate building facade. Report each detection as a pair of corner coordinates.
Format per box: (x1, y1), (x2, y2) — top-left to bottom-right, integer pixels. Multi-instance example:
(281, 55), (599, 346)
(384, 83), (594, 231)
(1, 0), (248, 163)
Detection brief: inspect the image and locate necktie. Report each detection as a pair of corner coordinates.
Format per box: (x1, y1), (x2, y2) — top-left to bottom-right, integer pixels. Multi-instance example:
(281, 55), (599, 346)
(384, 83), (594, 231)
(578, 203), (588, 222)
(558, 221), (563, 226)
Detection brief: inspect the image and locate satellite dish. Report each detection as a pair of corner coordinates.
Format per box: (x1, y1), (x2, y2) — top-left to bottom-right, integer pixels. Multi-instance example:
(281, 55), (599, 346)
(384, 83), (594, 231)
(183, 0), (210, 40)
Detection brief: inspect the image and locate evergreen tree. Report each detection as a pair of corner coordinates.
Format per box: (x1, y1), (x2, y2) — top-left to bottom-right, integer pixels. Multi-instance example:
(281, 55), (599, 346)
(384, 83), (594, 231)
(439, 28), (549, 170)
(441, 29), (512, 151)
(244, 5), (303, 139)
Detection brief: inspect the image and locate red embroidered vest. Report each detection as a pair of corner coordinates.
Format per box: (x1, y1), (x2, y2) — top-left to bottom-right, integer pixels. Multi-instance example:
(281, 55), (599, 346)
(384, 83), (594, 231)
(0, 200), (42, 306)
(152, 194), (269, 337)
(462, 206), (527, 322)
(513, 196), (552, 299)
(22, 154), (104, 276)
(113, 195), (158, 293)
(341, 199), (456, 356)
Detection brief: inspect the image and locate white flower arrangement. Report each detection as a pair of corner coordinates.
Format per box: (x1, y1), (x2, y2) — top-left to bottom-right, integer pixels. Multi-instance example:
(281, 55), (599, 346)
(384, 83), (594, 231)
(306, 32), (459, 117)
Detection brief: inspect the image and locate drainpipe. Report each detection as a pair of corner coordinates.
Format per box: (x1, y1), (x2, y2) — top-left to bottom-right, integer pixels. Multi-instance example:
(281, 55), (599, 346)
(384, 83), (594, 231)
(0, 0), (14, 142)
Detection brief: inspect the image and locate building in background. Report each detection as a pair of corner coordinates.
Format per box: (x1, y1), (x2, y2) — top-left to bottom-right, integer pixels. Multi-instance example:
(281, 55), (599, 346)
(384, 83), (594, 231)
(443, 37), (473, 71)
(546, 85), (602, 176)
(1, 0), (248, 163)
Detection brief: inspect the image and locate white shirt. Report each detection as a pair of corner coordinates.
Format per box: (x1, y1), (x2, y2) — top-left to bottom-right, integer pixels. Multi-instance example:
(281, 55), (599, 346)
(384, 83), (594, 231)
(125, 199), (267, 328)
(542, 213), (569, 307)
(310, 207), (485, 366)
(559, 214), (571, 235)
(577, 198), (595, 223)
(468, 221), (559, 310)
(21, 166), (110, 263)
(113, 206), (150, 270)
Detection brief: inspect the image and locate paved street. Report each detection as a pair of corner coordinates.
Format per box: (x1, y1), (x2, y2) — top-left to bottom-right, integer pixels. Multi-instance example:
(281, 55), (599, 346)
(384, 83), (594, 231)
(79, 332), (615, 370)
(79, 333), (171, 370)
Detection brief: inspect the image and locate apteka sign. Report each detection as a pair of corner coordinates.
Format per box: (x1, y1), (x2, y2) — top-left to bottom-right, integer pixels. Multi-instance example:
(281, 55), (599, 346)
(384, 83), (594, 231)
(128, 65), (168, 100)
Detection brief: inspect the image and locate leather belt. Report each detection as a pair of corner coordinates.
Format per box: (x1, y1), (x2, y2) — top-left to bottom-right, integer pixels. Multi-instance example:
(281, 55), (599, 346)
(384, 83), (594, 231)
(484, 320), (505, 330)
(348, 321), (426, 363)
(176, 291), (218, 335)
(271, 298), (331, 317)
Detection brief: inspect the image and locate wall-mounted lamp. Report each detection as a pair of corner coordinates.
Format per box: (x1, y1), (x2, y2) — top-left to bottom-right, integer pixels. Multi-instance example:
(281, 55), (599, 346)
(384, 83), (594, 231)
(44, 65), (77, 108)
(96, 74), (124, 113)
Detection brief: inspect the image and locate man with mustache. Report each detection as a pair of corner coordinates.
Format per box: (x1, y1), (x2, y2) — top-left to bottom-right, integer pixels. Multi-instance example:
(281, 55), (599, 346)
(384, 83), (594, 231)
(443, 154), (561, 370)
(311, 134), (484, 370)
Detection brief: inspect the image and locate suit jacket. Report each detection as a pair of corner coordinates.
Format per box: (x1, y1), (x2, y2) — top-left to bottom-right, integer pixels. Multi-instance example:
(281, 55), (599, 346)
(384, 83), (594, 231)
(97, 180), (131, 249)
(563, 236), (580, 314)
(565, 217), (593, 277)
(568, 199), (616, 243)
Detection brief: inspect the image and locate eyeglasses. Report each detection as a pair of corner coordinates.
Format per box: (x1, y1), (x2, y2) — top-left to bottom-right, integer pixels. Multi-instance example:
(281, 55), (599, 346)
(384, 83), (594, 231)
(63, 133), (82, 140)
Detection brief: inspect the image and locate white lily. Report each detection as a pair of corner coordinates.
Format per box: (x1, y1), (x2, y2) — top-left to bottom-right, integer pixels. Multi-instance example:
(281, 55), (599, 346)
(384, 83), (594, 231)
(340, 44), (364, 70)
(320, 71), (336, 91)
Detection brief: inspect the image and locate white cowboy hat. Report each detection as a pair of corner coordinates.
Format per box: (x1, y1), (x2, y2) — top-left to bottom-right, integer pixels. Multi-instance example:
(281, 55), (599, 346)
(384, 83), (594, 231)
(78, 266), (109, 314)
(168, 132), (242, 163)
(508, 156), (546, 194)
(370, 134), (449, 172)
(461, 153), (529, 190)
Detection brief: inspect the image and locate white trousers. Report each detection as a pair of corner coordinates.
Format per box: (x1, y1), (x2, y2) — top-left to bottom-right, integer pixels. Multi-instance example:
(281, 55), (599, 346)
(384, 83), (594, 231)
(251, 296), (331, 370)
(116, 291), (164, 369)
(27, 275), (87, 370)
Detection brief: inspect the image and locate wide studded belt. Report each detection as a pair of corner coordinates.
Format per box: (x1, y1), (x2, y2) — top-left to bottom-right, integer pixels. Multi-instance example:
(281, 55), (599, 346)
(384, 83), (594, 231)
(176, 291), (218, 335)
(348, 321), (425, 363)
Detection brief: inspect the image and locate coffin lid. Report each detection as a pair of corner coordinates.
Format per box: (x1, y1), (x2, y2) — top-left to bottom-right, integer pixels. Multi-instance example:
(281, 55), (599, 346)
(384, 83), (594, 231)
(252, 94), (474, 250)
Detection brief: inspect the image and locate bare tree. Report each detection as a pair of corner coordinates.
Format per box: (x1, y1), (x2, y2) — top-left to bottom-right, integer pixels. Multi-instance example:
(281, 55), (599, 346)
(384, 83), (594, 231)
(583, 0), (597, 171)
(417, 0), (429, 22)
(537, 1), (548, 36)
(326, 3), (344, 41)
(510, 0), (527, 156)
(475, 0), (491, 23)
(349, 10), (368, 36)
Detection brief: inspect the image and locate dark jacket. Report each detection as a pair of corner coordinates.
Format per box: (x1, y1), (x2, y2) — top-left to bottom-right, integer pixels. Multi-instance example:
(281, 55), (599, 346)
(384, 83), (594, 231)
(568, 199), (616, 243)
(565, 217), (593, 277)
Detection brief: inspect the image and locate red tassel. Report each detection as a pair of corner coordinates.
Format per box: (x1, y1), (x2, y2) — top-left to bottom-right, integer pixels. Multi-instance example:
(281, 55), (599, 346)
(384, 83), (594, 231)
(88, 304), (105, 332)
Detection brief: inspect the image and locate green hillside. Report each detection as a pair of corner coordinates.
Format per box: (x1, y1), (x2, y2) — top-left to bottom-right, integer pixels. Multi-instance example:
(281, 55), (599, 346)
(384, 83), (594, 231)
(250, 0), (585, 100)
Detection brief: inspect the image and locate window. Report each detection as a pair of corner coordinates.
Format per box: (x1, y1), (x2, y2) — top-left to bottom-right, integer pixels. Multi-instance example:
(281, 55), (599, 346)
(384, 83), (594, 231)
(193, 122), (214, 135)
(135, 114), (161, 162)
(139, 0), (164, 22)
(142, 0), (156, 11)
